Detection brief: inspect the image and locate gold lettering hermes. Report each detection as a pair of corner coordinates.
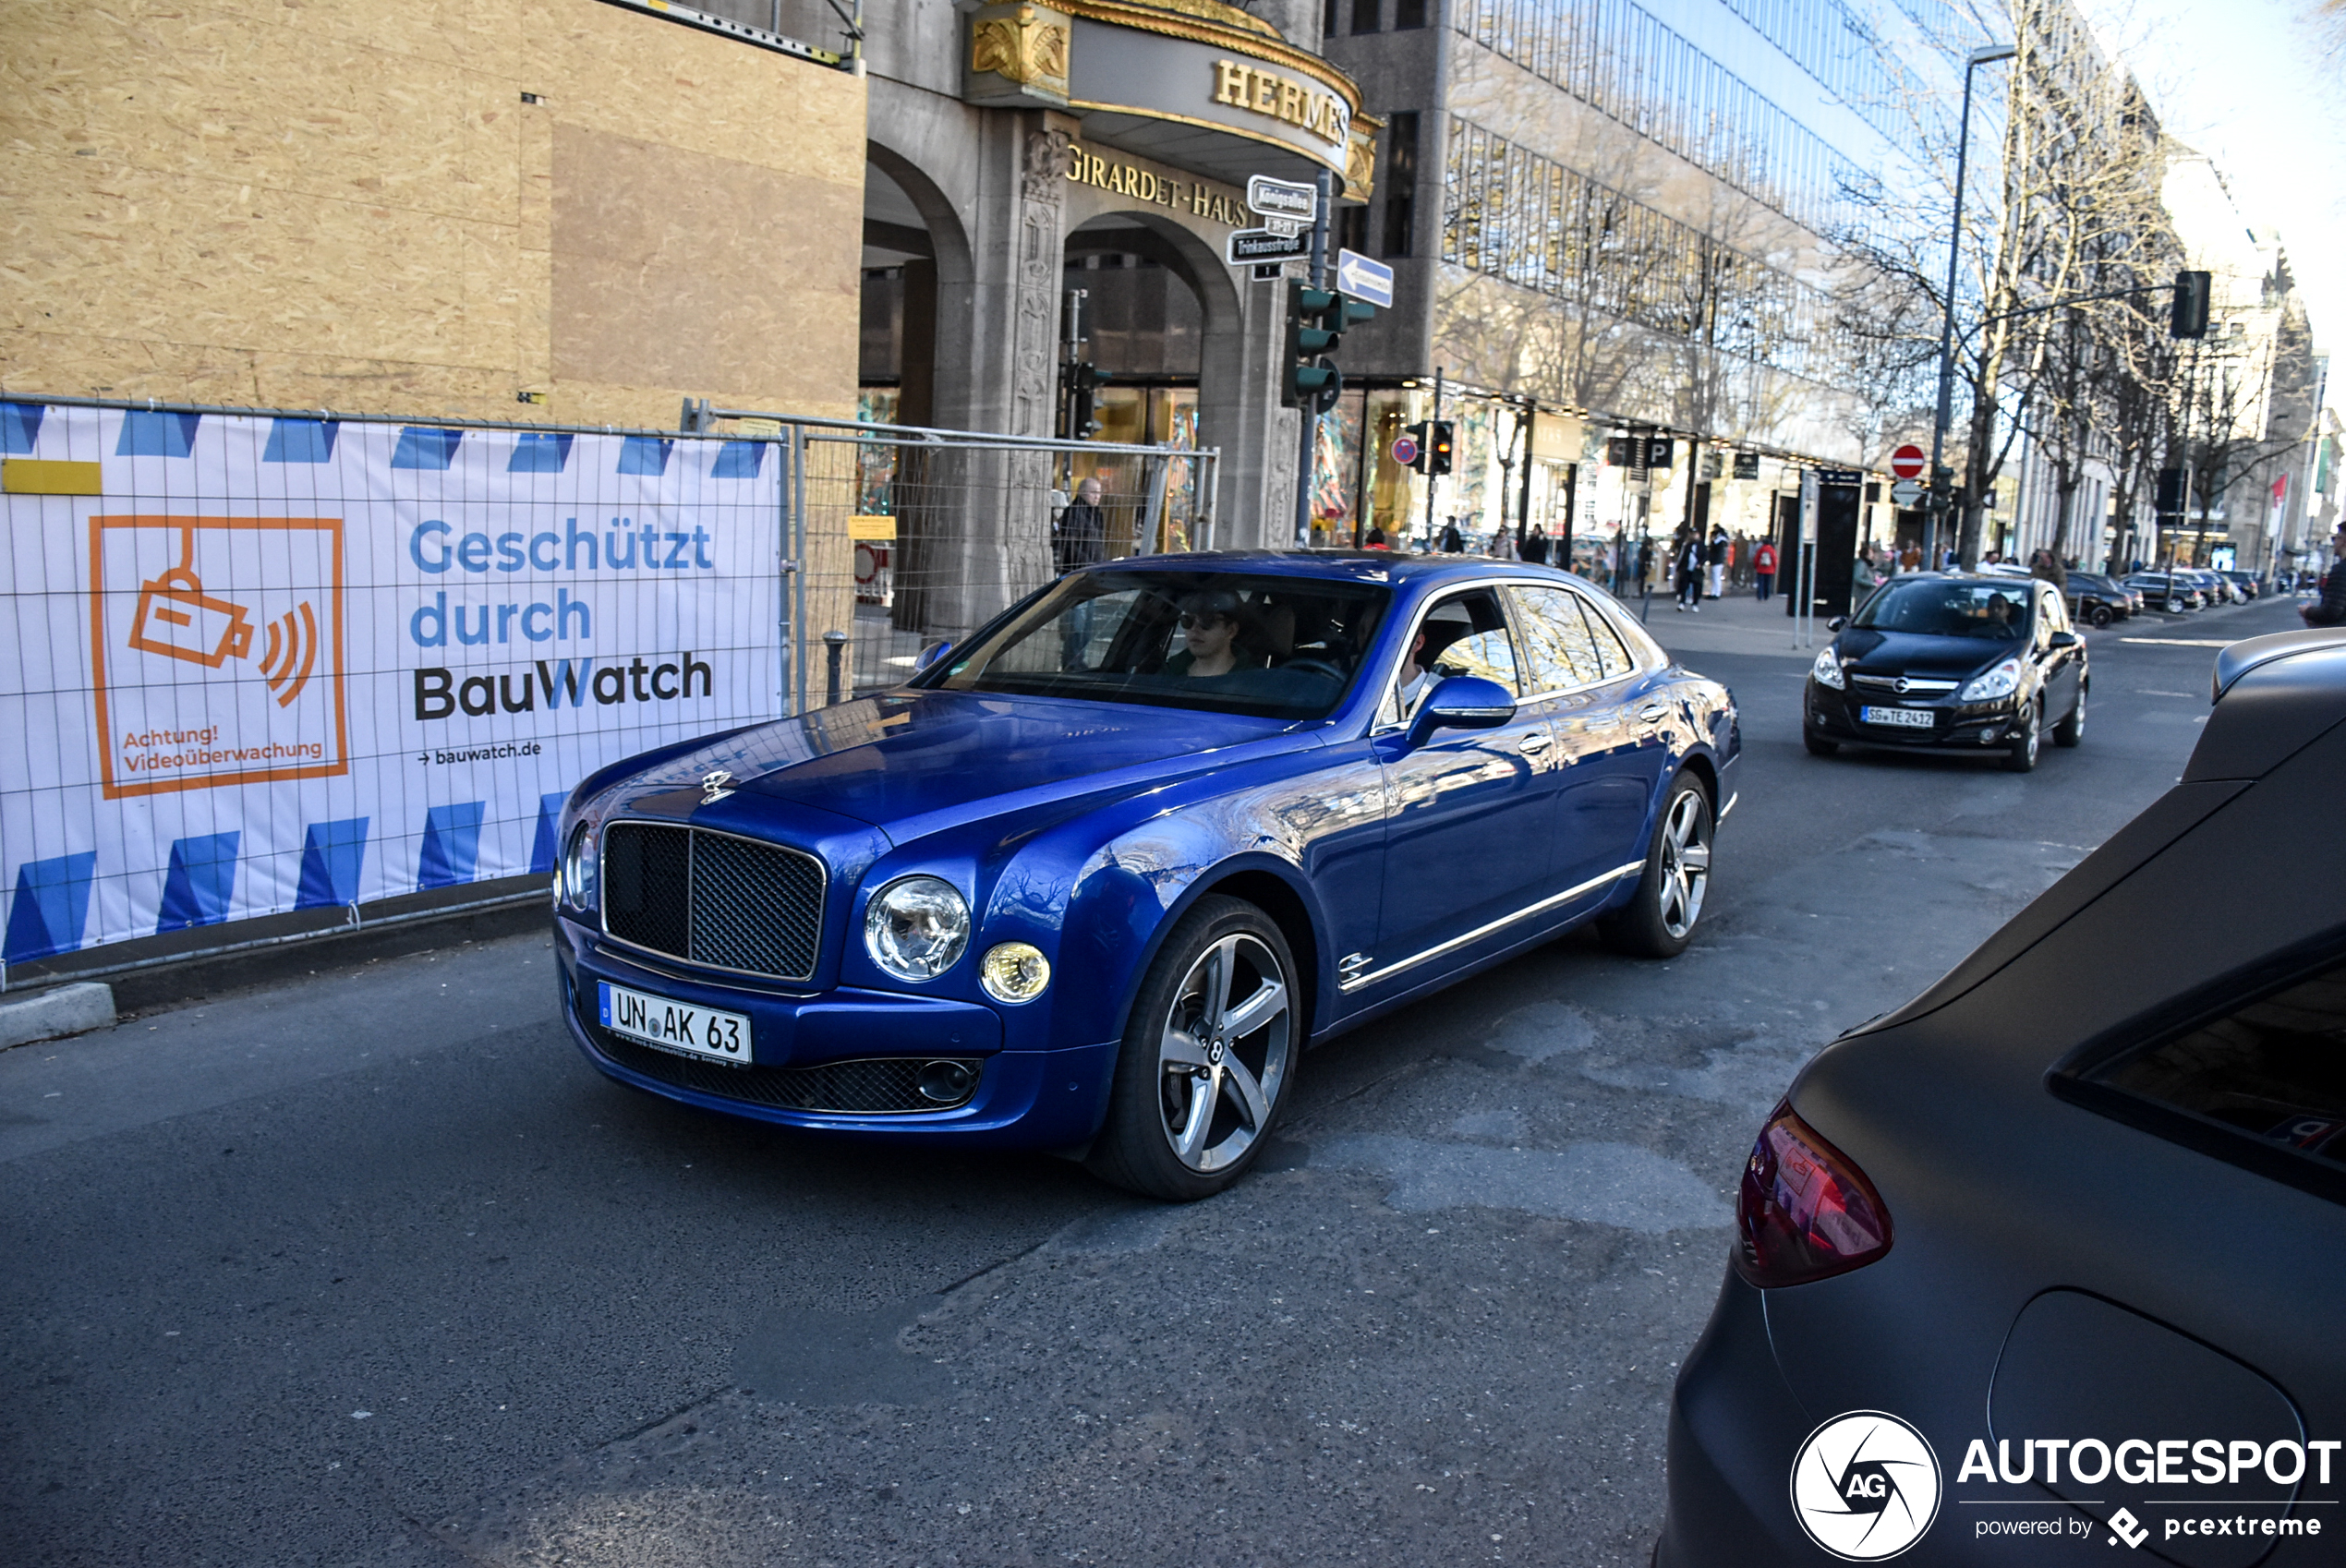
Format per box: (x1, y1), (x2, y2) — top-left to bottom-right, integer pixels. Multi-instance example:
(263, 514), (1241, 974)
(1209, 58), (1349, 149)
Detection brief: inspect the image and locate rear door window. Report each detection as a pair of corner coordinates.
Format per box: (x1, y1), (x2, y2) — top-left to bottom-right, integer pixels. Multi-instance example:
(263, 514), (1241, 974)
(1512, 585), (1605, 691)
(2057, 950), (2346, 1204)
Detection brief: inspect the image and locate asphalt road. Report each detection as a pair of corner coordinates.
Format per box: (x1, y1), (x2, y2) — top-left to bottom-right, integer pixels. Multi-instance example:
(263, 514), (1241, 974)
(0, 592), (2305, 1568)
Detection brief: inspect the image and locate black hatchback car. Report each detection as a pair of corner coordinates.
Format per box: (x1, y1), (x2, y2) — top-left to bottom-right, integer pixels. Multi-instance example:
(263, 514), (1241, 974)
(1805, 573), (2087, 772)
(1663, 627), (2346, 1566)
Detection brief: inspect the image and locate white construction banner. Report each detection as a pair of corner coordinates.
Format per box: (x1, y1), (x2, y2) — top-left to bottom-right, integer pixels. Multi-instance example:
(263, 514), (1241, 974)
(0, 403), (784, 965)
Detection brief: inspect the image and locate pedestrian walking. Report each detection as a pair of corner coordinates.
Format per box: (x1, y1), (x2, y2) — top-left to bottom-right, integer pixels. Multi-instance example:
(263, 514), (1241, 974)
(2301, 524), (2346, 626)
(1674, 529), (1704, 612)
(1522, 525), (1550, 565)
(1705, 526), (1729, 598)
(1439, 518), (1464, 553)
(1055, 476), (1107, 573)
(1899, 541), (1922, 573)
(1752, 537), (1777, 602)
(1364, 525), (1390, 550)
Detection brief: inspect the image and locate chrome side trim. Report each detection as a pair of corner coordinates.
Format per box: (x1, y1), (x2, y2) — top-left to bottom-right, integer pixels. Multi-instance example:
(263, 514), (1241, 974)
(1719, 790), (1739, 823)
(1338, 860), (1646, 992)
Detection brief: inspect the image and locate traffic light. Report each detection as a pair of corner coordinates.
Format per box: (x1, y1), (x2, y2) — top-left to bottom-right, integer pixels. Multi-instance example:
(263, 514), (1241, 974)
(1427, 419), (1455, 476)
(1064, 363), (1112, 440)
(1284, 285), (1377, 412)
(2171, 270), (2212, 339)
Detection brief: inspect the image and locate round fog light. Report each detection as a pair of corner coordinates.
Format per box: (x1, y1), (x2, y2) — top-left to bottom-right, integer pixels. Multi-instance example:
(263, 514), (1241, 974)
(980, 942), (1052, 1004)
(917, 1059), (975, 1104)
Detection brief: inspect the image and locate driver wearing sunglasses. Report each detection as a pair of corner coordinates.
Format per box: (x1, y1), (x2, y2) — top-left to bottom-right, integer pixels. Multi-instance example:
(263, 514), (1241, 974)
(1162, 589), (1246, 679)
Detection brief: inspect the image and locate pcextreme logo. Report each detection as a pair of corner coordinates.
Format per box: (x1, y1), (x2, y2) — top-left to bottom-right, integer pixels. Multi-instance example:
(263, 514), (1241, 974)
(1790, 1411), (1944, 1561)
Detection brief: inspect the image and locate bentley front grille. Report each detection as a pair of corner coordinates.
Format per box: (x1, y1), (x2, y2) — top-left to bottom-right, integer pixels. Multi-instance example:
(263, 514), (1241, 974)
(600, 822), (825, 982)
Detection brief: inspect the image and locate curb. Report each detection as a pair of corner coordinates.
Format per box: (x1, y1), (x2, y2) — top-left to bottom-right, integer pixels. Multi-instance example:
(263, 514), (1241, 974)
(0, 982), (117, 1050)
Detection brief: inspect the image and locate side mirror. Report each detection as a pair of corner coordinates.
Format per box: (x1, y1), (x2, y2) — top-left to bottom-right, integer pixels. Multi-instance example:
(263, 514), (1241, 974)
(913, 640), (952, 673)
(2050, 631), (2081, 649)
(1826, 616), (1848, 633)
(1408, 675), (1517, 747)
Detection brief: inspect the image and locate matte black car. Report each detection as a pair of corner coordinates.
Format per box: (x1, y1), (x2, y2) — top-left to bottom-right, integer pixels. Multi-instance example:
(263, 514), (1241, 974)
(1805, 573), (2087, 772)
(1662, 627), (2346, 1565)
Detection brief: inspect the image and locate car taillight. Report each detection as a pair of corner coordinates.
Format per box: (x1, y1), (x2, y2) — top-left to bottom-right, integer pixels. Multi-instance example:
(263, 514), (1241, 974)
(1734, 1099), (1893, 1288)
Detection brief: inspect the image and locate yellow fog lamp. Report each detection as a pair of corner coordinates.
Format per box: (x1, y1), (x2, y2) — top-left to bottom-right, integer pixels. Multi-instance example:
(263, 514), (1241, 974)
(979, 942), (1052, 1005)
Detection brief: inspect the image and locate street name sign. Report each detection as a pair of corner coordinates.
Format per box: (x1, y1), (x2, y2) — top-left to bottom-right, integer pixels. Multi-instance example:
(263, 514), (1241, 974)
(1335, 248), (1395, 308)
(1891, 478), (1923, 507)
(1227, 228), (1310, 265)
(1890, 443), (1927, 480)
(1247, 175), (1318, 222)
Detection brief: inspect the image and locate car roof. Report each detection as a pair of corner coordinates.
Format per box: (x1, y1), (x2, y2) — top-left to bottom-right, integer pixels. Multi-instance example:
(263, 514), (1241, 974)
(1076, 549), (1578, 589)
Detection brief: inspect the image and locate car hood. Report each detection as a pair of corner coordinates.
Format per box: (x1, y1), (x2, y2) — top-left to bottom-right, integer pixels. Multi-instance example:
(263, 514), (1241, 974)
(606, 688), (1311, 836)
(1835, 628), (2021, 679)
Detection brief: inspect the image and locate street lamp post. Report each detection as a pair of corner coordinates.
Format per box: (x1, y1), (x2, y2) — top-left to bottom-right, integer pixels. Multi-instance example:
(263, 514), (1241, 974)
(1927, 42), (2016, 572)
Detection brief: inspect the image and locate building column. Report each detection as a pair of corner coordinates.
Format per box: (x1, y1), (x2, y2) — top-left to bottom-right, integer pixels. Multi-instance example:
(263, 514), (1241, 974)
(1199, 271), (1298, 550)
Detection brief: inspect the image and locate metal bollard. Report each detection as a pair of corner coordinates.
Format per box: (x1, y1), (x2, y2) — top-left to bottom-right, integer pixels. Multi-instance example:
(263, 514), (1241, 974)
(823, 630), (848, 706)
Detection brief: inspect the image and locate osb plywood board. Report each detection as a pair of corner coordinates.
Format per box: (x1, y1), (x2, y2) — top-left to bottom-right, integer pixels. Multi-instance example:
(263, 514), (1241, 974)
(551, 123), (858, 405)
(1, 0), (865, 426)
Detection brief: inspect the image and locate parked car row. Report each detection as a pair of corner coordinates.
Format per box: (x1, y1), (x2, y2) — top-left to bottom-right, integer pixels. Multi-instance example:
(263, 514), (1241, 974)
(2122, 566), (2262, 611)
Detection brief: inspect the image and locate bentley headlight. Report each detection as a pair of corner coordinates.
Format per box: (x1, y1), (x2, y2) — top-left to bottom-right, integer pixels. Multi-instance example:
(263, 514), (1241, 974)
(1959, 657), (2023, 704)
(980, 942), (1052, 1004)
(562, 823), (599, 912)
(865, 875), (971, 982)
(1810, 645), (1845, 690)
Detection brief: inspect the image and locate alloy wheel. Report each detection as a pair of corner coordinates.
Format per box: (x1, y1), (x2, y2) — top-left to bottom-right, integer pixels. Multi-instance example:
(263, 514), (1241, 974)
(1155, 933), (1292, 1174)
(1657, 787), (1711, 940)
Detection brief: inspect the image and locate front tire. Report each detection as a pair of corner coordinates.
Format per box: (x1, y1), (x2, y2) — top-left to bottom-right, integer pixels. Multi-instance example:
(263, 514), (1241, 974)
(2088, 604), (2113, 628)
(1086, 896), (1298, 1201)
(1601, 776), (1713, 959)
(2003, 699), (2042, 772)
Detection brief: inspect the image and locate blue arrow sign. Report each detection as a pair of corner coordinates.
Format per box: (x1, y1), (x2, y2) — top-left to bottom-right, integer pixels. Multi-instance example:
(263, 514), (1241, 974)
(1335, 248), (1394, 308)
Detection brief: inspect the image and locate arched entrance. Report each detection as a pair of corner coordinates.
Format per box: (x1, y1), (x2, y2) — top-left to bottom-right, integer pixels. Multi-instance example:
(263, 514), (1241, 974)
(1059, 208), (1248, 551)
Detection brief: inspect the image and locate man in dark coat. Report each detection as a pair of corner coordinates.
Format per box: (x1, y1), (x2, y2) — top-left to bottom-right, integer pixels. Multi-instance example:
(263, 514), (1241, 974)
(1055, 476), (1107, 573)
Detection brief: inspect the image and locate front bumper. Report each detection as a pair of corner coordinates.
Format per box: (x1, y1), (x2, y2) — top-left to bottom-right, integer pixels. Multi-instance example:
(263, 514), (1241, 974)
(554, 915), (1115, 1149)
(1806, 681), (2018, 751)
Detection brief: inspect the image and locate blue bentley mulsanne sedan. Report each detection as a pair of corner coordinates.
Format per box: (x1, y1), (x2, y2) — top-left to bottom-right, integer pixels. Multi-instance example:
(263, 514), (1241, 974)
(551, 551), (1740, 1198)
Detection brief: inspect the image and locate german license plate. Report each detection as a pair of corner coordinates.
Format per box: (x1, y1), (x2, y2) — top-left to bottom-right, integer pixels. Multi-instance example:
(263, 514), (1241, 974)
(1859, 705), (1935, 730)
(598, 981), (751, 1067)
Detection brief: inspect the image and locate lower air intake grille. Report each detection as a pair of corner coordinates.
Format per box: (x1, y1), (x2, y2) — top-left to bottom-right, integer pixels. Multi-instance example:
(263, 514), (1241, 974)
(581, 1007), (981, 1114)
(601, 821), (824, 982)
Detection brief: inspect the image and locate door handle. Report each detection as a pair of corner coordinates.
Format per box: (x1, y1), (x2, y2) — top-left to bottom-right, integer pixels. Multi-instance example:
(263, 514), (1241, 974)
(1637, 703), (1669, 725)
(1519, 731), (1552, 754)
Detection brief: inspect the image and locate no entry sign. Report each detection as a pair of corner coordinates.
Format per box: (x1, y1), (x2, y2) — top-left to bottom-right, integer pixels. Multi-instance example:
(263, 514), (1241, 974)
(1890, 443), (1927, 480)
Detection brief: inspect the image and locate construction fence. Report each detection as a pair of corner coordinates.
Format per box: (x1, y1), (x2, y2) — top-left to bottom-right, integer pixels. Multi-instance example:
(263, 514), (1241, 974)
(0, 394), (1215, 980)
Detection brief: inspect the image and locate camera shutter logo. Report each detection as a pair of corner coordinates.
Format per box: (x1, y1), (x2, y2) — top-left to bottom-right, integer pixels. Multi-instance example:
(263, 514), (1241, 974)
(1789, 1411), (1942, 1561)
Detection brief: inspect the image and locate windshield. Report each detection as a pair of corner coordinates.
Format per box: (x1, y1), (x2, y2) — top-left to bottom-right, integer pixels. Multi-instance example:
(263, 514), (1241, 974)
(925, 570), (1393, 720)
(1852, 580), (2030, 640)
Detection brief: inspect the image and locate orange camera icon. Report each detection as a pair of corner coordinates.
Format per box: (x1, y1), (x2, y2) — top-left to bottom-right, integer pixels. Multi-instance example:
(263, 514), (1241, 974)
(128, 565), (256, 668)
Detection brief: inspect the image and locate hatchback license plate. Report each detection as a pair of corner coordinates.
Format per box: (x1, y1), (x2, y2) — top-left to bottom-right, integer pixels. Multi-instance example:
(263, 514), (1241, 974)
(598, 981), (751, 1066)
(1859, 705), (1936, 730)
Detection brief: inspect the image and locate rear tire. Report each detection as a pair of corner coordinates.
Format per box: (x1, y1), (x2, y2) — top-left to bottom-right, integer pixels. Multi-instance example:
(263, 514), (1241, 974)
(1600, 776), (1713, 959)
(2088, 604), (2113, 628)
(2052, 682), (2086, 747)
(1803, 730), (1839, 756)
(1085, 896), (1298, 1201)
